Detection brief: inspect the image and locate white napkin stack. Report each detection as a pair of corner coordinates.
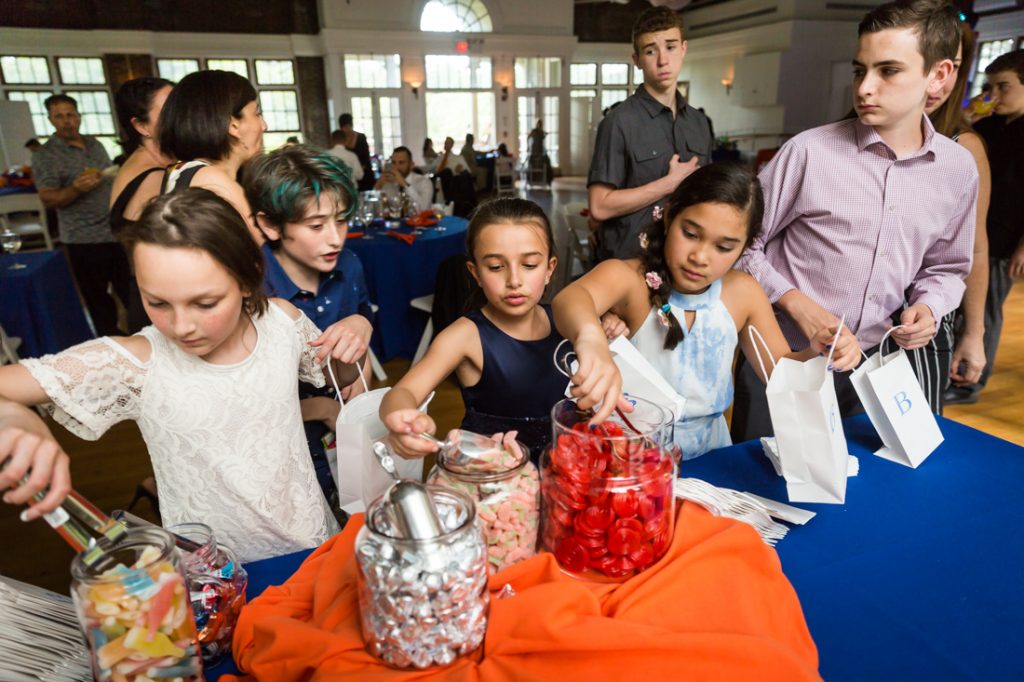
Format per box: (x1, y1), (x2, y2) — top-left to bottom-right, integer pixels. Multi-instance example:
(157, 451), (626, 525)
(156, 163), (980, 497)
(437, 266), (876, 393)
(0, 575), (91, 682)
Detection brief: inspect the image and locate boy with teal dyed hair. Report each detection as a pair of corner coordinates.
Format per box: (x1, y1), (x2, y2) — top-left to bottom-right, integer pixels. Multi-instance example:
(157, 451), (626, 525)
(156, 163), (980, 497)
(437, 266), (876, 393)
(243, 144), (373, 508)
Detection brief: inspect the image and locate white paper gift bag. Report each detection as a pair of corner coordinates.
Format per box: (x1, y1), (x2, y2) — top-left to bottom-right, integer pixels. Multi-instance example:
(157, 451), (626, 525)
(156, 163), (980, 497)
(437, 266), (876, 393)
(850, 328), (944, 468)
(557, 337), (687, 421)
(750, 326), (849, 504)
(326, 362), (423, 514)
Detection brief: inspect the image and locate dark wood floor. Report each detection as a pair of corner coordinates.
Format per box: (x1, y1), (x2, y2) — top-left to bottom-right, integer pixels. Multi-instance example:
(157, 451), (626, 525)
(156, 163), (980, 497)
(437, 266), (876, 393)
(3, 182), (1021, 594)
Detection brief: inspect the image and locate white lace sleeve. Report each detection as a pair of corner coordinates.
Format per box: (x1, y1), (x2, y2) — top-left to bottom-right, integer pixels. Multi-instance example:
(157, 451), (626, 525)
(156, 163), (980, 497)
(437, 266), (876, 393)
(20, 338), (147, 441)
(293, 312), (327, 388)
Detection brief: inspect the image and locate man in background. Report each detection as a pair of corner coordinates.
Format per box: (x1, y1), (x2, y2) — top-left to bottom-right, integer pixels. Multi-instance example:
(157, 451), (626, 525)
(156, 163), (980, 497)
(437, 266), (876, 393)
(33, 94), (130, 336)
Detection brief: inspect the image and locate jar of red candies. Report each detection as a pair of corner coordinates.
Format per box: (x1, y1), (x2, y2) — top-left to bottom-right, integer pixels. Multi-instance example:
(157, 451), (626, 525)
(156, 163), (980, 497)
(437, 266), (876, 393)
(540, 396), (677, 581)
(426, 437), (540, 573)
(165, 522), (248, 666)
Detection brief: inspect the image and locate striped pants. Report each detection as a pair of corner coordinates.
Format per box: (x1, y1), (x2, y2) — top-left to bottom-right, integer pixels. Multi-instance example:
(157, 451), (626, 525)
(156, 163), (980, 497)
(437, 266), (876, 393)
(884, 307), (956, 416)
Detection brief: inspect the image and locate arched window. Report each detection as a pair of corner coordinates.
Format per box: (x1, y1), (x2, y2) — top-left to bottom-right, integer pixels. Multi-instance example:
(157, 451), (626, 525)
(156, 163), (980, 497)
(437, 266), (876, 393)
(420, 0), (493, 33)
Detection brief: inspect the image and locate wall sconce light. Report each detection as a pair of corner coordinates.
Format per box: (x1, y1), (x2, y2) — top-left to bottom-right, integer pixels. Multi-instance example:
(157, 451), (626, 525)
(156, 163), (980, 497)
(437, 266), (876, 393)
(721, 78), (733, 95)
(410, 81), (421, 99)
(501, 85), (509, 102)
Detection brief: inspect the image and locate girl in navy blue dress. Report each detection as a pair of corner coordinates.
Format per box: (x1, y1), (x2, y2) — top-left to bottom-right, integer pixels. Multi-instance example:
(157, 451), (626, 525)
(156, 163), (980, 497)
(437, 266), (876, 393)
(381, 197), (568, 461)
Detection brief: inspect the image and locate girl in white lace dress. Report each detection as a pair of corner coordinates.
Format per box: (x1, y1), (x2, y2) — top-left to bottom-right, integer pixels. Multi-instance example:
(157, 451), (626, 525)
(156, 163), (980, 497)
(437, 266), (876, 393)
(0, 189), (372, 562)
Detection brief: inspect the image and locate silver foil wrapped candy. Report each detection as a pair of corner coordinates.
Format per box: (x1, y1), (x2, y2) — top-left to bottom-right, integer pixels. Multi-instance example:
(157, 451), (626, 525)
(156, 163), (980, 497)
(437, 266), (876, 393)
(355, 482), (489, 669)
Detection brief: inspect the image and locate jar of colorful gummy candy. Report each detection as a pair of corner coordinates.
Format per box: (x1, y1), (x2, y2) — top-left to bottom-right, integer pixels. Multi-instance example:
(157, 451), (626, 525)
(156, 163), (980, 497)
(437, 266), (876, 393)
(70, 526), (204, 681)
(165, 522), (248, 666)
(540, 396), (677, 581)
(426, 437), (539, 573)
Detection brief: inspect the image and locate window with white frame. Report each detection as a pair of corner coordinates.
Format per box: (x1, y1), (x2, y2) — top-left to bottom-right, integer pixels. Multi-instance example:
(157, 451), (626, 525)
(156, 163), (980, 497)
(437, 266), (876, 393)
(427, 91), (495, 151)
(420, 0), (493, 33)
(156, 59), (201, 82)
(601, 64), (629, 85)
(425, 55), (492, 89)
(255, 59), (295, 85)
(207, 59), (250, 78)
(515, 58), (562, 89)
(969, 38), (1018, 97)
(0, 56), (50, 84)
(543, 95), (559, 162)
(378, 96), (402, 158)
(570, 63), (597, 86)
(350, 96), (378, 155)
(254, 59), (301, 149)
(1, 55), (120, 158)
(601, 89), (628, 111)
(57, 58), (106, 85)
(344, 54), (401, 89)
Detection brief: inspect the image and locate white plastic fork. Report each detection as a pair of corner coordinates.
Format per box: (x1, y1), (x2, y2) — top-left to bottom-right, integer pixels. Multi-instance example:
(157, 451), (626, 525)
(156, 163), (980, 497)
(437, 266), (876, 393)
(674, 478), (791, 546)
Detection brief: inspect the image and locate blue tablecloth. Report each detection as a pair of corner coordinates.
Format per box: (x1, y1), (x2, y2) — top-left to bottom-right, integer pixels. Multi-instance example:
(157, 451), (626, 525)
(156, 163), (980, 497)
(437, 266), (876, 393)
(0, 251), (93, 357)
(210, 414), (1023, 680)
(0, 185), (35, 197)
(346, 216), (467, 361)
(682, 414), (1023, 682)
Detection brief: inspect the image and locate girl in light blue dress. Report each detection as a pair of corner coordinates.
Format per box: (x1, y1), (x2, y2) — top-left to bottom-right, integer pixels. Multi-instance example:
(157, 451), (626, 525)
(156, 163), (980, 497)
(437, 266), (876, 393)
(553, 163), (861, 459)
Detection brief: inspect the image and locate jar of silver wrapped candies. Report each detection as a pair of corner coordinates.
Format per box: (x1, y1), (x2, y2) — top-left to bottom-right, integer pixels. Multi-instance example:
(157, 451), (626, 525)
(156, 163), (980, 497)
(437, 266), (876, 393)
(166, 522), (248, 666)
(541, 396), (677, 581)
(355, 482), (489, 669)
(70, 527), (204, 682)
(426, 437), (539, 573)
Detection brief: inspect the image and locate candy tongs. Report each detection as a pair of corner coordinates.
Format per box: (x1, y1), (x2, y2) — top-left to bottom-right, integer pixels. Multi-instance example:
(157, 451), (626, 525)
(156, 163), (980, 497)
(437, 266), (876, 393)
(4, 461), (128, 566)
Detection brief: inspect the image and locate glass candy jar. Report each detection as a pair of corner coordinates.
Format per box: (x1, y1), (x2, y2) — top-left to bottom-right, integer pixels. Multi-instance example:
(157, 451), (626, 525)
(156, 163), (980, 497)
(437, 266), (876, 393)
(70, 527), (204, 681)
(426, 438), (540, 573)
(541, 397), (677, 581)
(165, 522), (248, 666)
(355, 485), (489, 669)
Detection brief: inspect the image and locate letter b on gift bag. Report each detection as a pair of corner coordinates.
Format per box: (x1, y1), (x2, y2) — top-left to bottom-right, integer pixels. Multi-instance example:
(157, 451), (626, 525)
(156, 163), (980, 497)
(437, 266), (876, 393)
(851, 347), (943, 468)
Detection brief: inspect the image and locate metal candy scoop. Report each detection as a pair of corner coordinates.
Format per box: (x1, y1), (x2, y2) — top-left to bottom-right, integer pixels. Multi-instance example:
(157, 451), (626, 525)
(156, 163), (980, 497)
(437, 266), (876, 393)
(417, 429), (512, 469)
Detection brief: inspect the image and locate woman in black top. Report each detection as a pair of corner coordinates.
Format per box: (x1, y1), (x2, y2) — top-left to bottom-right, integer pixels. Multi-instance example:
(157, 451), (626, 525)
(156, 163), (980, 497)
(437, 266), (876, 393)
(109, 77), (175, 332)
(338, 112), (375, 192)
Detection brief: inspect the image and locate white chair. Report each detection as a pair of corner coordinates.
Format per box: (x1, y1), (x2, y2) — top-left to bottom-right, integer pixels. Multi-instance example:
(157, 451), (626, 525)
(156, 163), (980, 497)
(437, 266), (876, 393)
(1, 325), (47, 418)
(0, 193), (54, 250)
(562, 202), (593, 286)
(410, 294), (434, 365)
(0, 325), (21, 366)
(367, 304), (387, 382)
(494, 157), (516, 196)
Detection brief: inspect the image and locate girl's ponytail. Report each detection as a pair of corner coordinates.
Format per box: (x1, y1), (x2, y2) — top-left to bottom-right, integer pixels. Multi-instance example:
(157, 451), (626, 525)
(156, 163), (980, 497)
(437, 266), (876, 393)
(639, 226), (685, 351)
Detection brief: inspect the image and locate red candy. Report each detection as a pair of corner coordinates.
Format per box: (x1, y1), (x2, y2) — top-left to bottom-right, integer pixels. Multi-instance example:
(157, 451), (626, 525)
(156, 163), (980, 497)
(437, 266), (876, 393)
(542, 421), (675, 579)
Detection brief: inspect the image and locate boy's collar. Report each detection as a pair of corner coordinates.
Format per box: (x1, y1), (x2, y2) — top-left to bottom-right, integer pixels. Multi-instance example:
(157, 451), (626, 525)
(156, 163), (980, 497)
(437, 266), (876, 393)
(854, 113), (937, 160)
(261, 243), (345, 300)
(635, 84), (688, 118)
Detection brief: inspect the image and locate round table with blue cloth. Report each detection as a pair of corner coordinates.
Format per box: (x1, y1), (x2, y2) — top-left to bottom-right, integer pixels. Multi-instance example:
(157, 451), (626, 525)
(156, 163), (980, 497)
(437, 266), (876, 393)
(0, 251), (94, 357)
(346, 215), (468, 361)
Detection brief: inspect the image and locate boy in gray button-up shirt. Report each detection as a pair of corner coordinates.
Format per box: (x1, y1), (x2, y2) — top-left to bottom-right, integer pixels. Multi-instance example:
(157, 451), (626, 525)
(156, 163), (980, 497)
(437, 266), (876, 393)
(588, 7), (712, 260)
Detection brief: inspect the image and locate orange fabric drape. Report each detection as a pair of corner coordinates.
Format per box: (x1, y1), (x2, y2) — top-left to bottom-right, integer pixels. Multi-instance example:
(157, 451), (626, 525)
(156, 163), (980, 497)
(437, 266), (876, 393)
(227, 501), (820, 681)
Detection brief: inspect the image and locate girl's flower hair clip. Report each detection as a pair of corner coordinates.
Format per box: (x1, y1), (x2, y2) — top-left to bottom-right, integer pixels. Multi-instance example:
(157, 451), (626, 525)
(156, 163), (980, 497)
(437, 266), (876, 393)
(652, 204), (663, 221)
(656, 303), (672, 329)
(644, 271), (663, 290)
(638, 232), (649, 250)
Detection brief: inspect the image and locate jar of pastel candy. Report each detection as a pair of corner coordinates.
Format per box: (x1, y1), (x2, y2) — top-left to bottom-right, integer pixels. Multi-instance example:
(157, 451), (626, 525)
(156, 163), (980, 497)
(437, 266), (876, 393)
(540, 396), (677, 581)
(426, 434), (539, 573)
(70, 526), (204, 681)
(355, 482), (489, 669)
(166, 522), (248, 666)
